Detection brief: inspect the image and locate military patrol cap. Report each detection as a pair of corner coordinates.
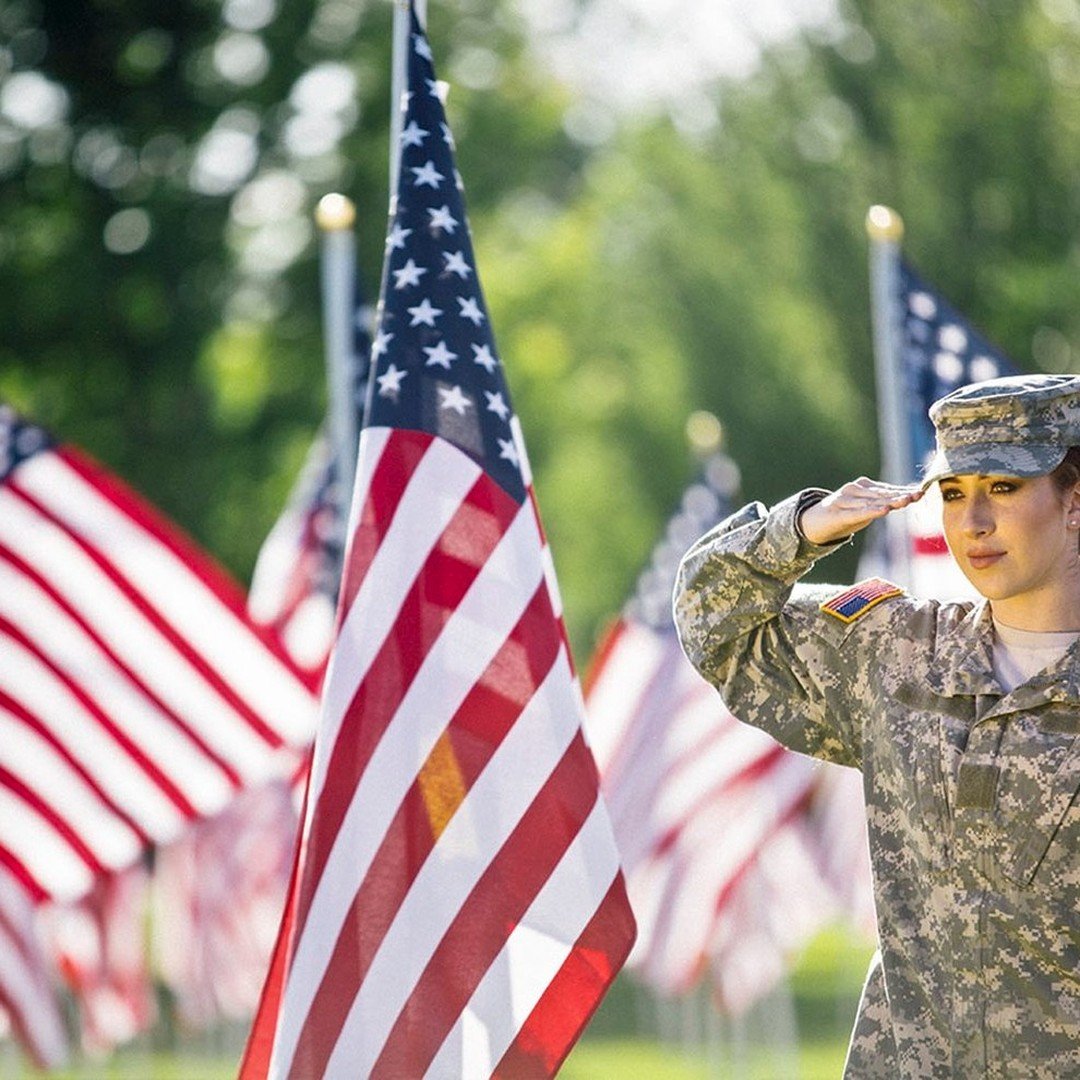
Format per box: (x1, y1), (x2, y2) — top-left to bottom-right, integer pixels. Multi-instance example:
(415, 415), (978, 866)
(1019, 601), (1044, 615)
(921, 373), (1080, 488)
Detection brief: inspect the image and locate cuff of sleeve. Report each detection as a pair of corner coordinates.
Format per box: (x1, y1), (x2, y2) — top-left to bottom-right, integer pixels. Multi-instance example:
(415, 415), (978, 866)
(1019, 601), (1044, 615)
(762, 489), (850, 580)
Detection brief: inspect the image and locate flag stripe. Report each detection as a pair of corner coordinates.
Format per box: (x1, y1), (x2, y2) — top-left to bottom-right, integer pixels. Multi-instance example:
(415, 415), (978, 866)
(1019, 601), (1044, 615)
(347, 731), (599, 1078)
(283, 580), (562, 1074)
(297, 456), (519, 937)
(492, 872), (634, 1080)
(311, 433), (482, 806)
(0, 544), (243, 788)
(0, 693), (151, 847)
(41, 449), (319, 717)
(0, 623), (195, 828)
(271, 483), (545, 1074)
(0, 710), (142, 868)
(0, 785), (94, 899)
(5, 480), (289, 753)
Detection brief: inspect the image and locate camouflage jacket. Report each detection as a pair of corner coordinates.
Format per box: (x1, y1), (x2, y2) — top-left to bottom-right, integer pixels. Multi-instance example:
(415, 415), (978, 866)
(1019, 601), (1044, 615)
(673, 492), (1080, 1079)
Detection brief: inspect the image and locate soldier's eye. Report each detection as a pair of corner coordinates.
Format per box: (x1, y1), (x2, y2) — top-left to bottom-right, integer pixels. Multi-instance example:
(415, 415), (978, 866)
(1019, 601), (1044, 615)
(940, 488), (961, 501)
(991, 481), (1017, 494)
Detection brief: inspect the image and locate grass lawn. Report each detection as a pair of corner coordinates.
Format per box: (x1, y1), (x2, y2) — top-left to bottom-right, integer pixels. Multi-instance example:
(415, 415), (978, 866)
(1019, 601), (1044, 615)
(7, 927), (873, 1079)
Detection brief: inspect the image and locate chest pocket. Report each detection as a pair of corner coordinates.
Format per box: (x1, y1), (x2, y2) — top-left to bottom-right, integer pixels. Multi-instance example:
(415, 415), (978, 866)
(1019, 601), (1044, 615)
(993, 711), (1080, 887)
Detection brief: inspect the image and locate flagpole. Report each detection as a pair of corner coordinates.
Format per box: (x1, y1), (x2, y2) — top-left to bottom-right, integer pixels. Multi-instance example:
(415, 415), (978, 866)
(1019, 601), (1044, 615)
(315, 192), (359, 513)
(866, 204), (912, 584)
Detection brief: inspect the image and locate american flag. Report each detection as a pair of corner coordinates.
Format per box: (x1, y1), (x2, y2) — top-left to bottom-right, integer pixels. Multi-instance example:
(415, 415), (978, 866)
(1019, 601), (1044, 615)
(866, 259), (1019, 596)
(248, 295), (375, 676)
(584, 448), (871, 1011)
(0, 403), (319, 1063)
(239, 8), (635, 1078)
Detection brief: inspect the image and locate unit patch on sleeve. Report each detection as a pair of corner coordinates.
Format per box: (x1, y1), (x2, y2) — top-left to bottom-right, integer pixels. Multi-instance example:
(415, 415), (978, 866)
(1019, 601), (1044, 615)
(820, 577), (903, 624)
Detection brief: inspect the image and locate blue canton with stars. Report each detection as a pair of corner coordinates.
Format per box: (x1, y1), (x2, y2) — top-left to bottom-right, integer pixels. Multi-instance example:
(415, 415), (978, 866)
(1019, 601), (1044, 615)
(897, 259), (1019, 475)
(365, 8), (524, 504)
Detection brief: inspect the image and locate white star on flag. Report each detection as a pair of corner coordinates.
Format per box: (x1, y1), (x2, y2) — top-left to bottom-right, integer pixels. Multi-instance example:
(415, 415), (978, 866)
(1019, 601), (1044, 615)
(372, 330), (394, 358)
(410, 161), (444, 188)
(376, 363), (407, 396)
(443, 251), (472, 278)
(392, 258), (427, 290)
(423, 341), (458, 369)
(497, 436), (519, 467)
(413, 34), (433, 61)
(386, 224), (412, 251)
(440, 122), (455, 149)
(427, 205), (458, 234)
(485, 390), (510, 421)
(438, 384), (472, 415)
(457, 296), (485, 326)
(472, 343), (497, 372)
(407, 298), (442, 327)
(400, 120), (428, 147)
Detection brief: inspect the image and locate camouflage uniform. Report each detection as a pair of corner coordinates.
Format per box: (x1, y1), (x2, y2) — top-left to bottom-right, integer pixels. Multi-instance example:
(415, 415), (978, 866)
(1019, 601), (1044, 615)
(673, 491), (1080, 1079)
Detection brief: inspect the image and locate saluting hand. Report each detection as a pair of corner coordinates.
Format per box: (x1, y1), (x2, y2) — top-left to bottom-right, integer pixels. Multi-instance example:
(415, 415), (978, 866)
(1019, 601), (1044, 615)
(799, 478), (923, 546)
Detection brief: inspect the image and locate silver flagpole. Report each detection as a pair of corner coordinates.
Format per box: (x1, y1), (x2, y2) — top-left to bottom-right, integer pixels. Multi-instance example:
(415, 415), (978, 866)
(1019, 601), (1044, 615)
(315, 192), (359, 520)
(866, 204), (912, 586)
(389, 0), (412, 197)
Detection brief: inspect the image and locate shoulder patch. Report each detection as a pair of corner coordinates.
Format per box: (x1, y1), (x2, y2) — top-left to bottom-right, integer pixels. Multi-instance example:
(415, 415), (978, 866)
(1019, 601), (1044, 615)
(820, 577), (903, 624)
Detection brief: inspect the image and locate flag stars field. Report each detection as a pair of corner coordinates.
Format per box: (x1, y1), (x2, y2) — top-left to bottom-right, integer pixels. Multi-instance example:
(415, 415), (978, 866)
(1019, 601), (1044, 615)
(407, 298), (441, 327)
(428, 205), (458, 234)
(401, 120), (428, 147)
(423, 341), (457, 369)
(438, 385), (472, 415)
(472, 343), (497, 372)
(457, 296), (485, 326)
(392, 258), (426, 289)
(376, 364), (407, 397)
(443, 250), (471, 278)
(411, 160), (444, 188)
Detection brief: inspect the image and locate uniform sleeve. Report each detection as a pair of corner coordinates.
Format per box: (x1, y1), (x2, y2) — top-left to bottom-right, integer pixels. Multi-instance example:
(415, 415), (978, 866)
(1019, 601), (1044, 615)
(673, 490), (864, 768)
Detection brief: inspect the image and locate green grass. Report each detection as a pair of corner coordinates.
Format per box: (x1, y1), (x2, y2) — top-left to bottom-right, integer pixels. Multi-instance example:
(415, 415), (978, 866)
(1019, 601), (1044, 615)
(5, 927), (873, 1079)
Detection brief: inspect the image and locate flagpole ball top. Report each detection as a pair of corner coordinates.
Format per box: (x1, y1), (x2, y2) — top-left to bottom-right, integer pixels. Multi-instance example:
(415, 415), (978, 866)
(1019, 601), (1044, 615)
(866, 204), (904, 242)
(315, 193), (356, 232)
(686, 410), (724, 456)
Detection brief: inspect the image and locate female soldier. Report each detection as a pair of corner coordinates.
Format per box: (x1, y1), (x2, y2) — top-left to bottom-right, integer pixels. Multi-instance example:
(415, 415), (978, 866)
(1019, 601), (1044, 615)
(673, 374), (1080, 1079)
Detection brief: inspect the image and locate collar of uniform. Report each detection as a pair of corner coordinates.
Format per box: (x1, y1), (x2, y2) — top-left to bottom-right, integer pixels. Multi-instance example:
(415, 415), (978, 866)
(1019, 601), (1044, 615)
(926, 600), (998, 697)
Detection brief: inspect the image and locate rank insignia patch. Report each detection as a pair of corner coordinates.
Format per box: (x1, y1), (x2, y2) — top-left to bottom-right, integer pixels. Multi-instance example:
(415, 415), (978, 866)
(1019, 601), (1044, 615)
(820, 578), (903, 623)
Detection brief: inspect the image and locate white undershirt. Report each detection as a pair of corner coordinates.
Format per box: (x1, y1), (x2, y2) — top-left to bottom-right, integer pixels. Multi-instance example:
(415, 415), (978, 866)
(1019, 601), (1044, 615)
(991, 619), (1080, 693)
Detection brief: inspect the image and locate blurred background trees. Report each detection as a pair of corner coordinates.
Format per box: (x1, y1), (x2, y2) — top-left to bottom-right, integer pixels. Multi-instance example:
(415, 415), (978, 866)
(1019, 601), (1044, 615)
(1, 0), (1078, 653)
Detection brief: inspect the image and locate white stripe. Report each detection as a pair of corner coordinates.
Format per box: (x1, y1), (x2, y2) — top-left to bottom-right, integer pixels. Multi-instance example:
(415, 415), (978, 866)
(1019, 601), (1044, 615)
(0, 706), (141, 870)
(0, 786), (92, 901)
(583, 624), (668, 773)
(425, 801), (620, 1079)
(320, 650), (582, 1078)
(0, 491), (283, 776)
(0, 631), (185, 842)
(271, 493), (543, 1075)
(0, 561), (234, 811)
(309, 436), (481, 807)
(341, 426), (392, 554)
(17, 453), (316, 740)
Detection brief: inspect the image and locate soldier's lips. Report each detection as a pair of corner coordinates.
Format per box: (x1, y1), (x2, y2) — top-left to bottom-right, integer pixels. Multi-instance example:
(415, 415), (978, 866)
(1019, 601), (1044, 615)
(967, 551), (1005, 569)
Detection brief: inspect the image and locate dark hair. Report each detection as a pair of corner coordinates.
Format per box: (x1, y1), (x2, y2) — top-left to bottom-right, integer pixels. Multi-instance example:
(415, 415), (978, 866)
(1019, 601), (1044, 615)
(1050, 446), (1080, 494)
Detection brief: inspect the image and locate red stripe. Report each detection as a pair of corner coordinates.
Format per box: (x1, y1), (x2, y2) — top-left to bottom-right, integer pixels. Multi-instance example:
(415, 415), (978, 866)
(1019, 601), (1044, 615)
(7, 482), (285, 749)
(580, 618), (625, 699)
(292, 471), (521, 942)
(0, 619), (198, 821)
(0, 849), (46, 905)
(0, 543), (242, 789)
(494, 874), (635, 1079)
(651, 744), (785, 859)
(370, 731), (600, 1079)
(285, 584), (562, 1078)
(336, 429), (432, 624)
(913, 533), (949, 555)
(0, 764), (107, 880)
(56, 448), (318, 692)
(0, 691), (150, 847)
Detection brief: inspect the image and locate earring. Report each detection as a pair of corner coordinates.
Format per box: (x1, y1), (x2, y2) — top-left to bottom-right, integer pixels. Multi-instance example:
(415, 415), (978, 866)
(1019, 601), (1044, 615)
(1070, 519), (1080, 529)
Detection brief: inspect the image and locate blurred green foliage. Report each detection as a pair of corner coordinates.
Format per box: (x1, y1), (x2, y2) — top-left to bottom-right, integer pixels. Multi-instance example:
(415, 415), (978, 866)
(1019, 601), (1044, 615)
(1, 0), (1077, 657)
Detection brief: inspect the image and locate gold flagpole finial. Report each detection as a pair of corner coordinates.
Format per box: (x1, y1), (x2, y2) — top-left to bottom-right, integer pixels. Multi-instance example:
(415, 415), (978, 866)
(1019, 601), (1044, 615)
(686, 410), (724, 457)
(865, 204), (904, 242)
(315, 193), (357, 232)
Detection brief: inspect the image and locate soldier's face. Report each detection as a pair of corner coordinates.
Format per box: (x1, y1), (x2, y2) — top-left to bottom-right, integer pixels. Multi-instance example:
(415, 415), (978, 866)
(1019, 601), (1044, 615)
(939, 472), (1080, 623)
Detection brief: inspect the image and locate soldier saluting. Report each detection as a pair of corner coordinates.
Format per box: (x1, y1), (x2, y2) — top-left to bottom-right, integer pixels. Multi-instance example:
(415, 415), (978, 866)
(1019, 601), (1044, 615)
(674, 374), (1080, 1078)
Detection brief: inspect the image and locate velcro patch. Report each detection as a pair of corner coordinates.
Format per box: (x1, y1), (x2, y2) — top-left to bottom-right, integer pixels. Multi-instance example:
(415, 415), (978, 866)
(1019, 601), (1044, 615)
(820, 578), (903, 624)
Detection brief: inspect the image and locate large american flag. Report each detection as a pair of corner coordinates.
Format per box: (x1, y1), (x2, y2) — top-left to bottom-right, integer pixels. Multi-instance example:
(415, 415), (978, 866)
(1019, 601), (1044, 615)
(239, 8), (635, 1078)
(867, 259), (1019, 596)
(0, 403), (319, 1064)
(584, 449), (872, 1011)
